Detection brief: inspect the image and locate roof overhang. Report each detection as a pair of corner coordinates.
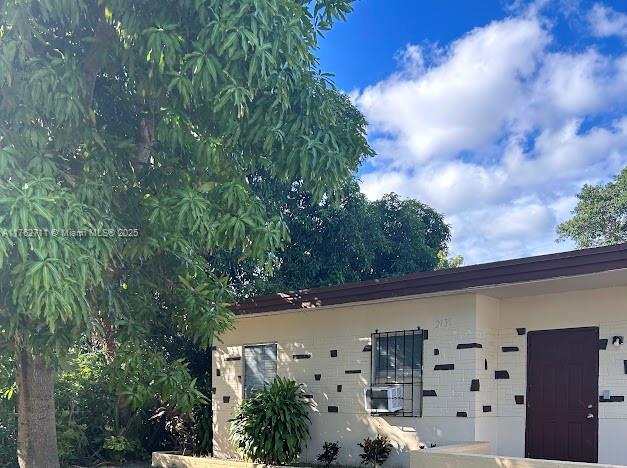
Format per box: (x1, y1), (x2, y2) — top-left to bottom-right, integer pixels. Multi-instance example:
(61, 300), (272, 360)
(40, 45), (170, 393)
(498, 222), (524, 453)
(232, 243), (627, 316)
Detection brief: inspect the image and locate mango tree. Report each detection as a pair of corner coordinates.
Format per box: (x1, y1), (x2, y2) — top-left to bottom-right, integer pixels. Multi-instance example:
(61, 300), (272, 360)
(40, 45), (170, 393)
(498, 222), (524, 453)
(0, 0), (371, 466)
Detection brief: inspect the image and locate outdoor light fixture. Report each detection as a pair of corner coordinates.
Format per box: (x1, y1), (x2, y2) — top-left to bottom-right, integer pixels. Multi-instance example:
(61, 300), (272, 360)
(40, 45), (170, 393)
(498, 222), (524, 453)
(613, 336), (624, 347)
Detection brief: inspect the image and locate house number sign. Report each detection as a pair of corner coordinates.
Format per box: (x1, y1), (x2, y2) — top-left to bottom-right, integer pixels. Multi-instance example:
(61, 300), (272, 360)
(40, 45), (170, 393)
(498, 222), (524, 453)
(435, 318), (452, 328)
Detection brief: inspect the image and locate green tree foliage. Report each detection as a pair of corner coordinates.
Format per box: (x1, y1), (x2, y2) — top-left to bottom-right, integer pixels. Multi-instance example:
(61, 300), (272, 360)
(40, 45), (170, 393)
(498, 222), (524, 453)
(229, 377), (311, 465)
(213, 180), (454, 295)
(436, 250), (464, 270)
(557, 168), (627, 248)
(1, 351), (138, 466)
(0, 0), (371, 465)
(0, 354), (16, 463)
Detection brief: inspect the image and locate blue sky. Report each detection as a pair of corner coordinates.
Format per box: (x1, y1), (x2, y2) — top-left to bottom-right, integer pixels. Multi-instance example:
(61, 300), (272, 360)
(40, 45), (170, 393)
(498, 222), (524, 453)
(317, 0), (627, 265)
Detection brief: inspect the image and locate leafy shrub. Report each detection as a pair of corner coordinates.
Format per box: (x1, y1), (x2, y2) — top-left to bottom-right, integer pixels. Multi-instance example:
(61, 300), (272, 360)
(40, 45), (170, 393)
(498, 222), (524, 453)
(358, 435), (392, 467)
(229, 377), (311, 465)
(102, 434), (142, 462)
(317, 441), (340, 466)
(0, 400), (16, 467)
(149, 405), (194, 454)
(0, 344), (209, 466)
(0, 352), (17, 466)
(191, 403), (213, 455)
(54, 351), (123, 465)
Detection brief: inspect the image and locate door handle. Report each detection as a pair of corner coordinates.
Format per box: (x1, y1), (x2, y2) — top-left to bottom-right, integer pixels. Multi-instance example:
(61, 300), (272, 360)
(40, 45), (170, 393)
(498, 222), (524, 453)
(587, 413), (595, 419)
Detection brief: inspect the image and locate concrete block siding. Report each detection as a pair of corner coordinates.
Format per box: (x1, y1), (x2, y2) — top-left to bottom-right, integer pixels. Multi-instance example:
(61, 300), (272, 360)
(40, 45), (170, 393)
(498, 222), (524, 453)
(490, 287), (627, 464)
(212, 285), (627, 467)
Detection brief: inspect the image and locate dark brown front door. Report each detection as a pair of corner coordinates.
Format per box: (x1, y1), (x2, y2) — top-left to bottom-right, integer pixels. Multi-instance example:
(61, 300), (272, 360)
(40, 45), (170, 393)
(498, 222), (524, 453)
(526, 327), (599, 463)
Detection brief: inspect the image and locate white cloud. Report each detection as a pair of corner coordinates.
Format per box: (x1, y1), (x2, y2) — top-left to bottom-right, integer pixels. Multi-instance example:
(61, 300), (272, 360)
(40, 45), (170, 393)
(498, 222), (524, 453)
(523, 51), (627, 129)
(355, 4), (627, 264)
(354, 17), (550, 165)
(588, 3), (627, 40)
(362, 118), (627, 213)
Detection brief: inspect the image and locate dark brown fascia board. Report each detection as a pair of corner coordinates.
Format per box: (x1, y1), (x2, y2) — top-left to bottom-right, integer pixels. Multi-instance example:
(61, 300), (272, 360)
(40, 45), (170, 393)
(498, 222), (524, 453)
(232, 242), (627, 316)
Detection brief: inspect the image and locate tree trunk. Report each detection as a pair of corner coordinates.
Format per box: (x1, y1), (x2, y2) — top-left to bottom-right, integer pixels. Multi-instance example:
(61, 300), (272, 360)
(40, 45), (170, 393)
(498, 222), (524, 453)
(16, 348), (60, 468)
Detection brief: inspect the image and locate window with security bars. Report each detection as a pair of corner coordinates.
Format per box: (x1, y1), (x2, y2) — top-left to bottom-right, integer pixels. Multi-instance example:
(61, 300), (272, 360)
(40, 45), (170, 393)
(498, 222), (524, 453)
(243, 343), (277, 399)
(371, 329), (424, 417)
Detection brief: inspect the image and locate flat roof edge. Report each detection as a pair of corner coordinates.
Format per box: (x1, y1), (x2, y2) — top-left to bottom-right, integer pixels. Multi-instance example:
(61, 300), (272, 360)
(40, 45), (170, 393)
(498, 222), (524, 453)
(232, 243), (627, 316)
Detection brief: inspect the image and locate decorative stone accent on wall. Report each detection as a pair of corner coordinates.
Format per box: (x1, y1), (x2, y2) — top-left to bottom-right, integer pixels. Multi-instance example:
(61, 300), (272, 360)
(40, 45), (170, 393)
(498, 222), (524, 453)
(337, 385), (342, 392)
(225, 356), (241, 361)
(470, 379), (480, 391)
(362, 345), (372, 352)
(457, 343), (483, 349)
(456, 411), (467, 417)
(314, 374), (321, 381)
(328, 406), (339, 413)
(330, 350), (338, 357)
(423, 390), (437, 397)
(345, 369), (361, 374)
(495, 370), (510, 379)
(483, 405), (492, 412)
(600, 395), (625, 402)
(434, 348), (440, 356)
(434, 364), (454, 371)
(516, 328), (526, 335)
(216, 369), (221, 376)
(292, 354), (311, 359)
(223, 396), (230, 403)
(502, 346), (519, 352)
(515, 395), (525, 405)
(599, 339), (609, 350)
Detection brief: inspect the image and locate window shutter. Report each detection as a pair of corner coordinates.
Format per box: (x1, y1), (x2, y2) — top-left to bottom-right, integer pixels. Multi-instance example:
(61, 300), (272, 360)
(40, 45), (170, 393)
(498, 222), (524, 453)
(244, 344), (277, 398)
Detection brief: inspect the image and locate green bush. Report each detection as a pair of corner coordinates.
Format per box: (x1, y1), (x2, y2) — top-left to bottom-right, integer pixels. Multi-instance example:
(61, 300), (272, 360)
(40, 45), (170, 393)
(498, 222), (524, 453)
(229, 377), (311, 465)
(0, 353), (17, 467)
(0, 400), (16, 467)
(358, 435), (392, 467)
(317, 441), (340, 467)
(55, 351), (119, 464)
(0, 346), (208, 465)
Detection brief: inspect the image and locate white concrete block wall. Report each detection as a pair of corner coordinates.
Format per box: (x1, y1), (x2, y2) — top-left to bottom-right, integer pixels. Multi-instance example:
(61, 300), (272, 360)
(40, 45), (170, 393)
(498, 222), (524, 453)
(472, 296), (501, 449)
(212, 285), (627, 467)
(212, 293), (489, 466)
(495, 286), (627, 465)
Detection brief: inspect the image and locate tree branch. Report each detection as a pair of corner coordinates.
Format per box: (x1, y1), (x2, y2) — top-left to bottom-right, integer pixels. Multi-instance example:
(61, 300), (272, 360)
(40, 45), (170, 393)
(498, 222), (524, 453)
(137, 113), (155, 165)
(81, 6), (116, 109)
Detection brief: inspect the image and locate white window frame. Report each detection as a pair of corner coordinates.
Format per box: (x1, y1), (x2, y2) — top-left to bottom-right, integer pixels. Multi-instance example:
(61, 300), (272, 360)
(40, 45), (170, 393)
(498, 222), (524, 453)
(242, 342), (278, 399)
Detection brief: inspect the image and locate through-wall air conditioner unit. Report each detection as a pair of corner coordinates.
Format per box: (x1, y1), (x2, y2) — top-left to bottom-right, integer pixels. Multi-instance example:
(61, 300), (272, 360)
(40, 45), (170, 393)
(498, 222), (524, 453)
(365, 384), (403, 413)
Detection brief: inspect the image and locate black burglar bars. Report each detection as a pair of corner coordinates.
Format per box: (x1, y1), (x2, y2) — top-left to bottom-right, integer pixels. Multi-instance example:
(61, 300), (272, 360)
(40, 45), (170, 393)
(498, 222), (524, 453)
(370, 329), (424, 417)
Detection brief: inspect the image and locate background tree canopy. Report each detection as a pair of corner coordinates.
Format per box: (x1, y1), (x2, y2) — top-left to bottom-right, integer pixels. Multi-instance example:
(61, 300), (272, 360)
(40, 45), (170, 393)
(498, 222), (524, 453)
(0, 0), (371, 466)
(212, 179), (455, 296)
(557, 167), (627, 248)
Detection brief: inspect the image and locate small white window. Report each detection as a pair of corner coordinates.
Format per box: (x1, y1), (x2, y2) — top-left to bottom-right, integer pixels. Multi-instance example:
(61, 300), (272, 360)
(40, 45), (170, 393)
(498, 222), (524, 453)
(243, 343), (277, 398)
